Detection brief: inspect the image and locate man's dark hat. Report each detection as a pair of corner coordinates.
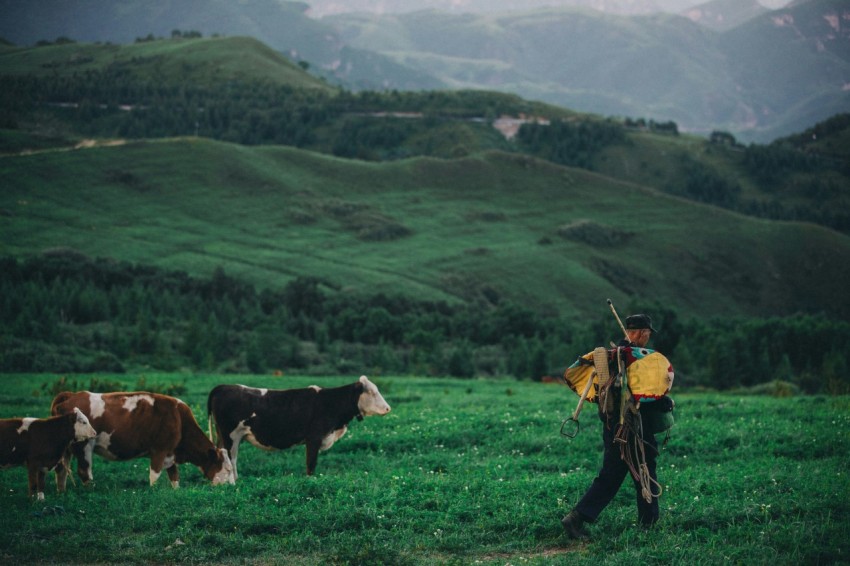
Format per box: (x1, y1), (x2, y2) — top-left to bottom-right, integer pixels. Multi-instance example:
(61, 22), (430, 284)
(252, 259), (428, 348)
(625, 314), (656, 333)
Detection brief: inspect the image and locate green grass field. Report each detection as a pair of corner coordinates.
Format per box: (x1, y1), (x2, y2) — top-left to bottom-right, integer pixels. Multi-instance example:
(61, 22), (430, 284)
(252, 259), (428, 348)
(4, 138), (850, 321)
(1, 373), (847, 564)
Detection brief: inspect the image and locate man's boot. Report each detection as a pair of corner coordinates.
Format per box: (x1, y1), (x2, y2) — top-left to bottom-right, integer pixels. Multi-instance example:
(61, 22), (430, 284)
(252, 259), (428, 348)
(561, 509), (590, 539)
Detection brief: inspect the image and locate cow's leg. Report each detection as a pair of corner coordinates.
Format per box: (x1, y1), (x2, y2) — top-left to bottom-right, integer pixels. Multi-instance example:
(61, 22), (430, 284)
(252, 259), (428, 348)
(26, 464), (38, 499)
(27, 464), (45, 501)
(149, 452), (167, 486)
(165, 459), (180, 488)
(305, 440), (321, 476)
(73, 439), (95, 484)
(226, 434), (242, 481)
(55, 447), (71, 493)
(36, 467), (47, 500)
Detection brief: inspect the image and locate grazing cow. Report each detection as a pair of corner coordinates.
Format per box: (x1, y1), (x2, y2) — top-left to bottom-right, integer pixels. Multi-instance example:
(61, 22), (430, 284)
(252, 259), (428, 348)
(0, 408), (97, 500)
(207, 375), (391, 478)
(51, 391), (234, 489)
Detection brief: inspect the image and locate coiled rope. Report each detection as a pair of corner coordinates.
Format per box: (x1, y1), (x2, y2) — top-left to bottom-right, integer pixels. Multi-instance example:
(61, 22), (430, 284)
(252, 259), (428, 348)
(616, 411), (662, 503)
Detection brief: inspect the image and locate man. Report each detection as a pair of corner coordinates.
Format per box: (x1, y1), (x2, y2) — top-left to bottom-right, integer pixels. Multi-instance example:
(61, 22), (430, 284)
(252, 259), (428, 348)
(561, 313), (673, 538)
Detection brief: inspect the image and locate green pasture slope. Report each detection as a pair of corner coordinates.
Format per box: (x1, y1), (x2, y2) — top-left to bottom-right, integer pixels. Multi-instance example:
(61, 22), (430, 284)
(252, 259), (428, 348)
(0, 35), (333, 90)
(0, 373), (847, 564)
(3, 137), (850, 321)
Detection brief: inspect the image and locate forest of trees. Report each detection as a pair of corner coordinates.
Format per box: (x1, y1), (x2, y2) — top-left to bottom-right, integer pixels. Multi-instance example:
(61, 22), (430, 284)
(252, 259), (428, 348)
(0, 72), (526, 154)
(516, 118), (626, 170)
(1, 252), (847, 395)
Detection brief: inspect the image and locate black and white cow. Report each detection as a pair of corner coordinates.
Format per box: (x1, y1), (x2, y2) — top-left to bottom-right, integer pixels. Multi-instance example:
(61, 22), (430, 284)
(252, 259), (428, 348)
(207, 375), (391, 478)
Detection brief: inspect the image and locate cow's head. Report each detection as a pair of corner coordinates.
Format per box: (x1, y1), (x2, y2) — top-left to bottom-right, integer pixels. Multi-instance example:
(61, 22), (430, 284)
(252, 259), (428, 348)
(72, 407), (97, 441)
(207, 448), (235, 485)
(357, 375), (391, 417)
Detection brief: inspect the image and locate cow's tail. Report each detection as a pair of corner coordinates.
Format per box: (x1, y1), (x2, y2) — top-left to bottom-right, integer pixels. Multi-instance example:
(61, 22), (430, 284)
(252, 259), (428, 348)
(206, 388), (218, 445)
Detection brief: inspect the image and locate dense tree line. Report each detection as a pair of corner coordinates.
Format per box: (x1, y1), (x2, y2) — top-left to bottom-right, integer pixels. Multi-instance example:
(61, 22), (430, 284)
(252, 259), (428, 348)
(743, 142), (821, 185)
(738, 143), (849, 231)
(515, 118), (626, 170)
(0, 71), (530, 157)
(668, 154), (742, 208)
(1, 253), (847, 394)
(624, 118), (679, 135)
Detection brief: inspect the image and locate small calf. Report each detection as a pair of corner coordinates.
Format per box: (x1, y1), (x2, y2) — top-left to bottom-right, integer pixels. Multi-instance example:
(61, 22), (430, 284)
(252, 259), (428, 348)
(0, 408), (96, 500)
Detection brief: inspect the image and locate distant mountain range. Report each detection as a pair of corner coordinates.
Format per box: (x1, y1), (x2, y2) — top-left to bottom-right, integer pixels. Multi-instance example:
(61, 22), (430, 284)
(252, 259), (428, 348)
(0, 0), (845, 141)
(303, 0), (791, 17)
(683, 0), (770, 31)
(324, 0), (850, 141)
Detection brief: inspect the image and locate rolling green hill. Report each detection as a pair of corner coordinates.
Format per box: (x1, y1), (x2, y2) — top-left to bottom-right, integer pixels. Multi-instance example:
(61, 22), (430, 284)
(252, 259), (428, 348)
(0, 0), (446, 91)
(2, 36), (848, 236)
(0, 35), (333, 89)
(0, 38), (848, 324)
(2, 32), (849, 380)
(3, 137), (850, 321)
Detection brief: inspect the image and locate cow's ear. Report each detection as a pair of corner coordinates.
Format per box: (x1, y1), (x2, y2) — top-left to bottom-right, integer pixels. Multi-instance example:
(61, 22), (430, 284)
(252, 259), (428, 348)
(359, 375), (368, 384)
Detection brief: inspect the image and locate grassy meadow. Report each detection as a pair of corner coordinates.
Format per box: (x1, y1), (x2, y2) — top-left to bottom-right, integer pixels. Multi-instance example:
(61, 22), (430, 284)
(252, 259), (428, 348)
(3, 138), (850, 321)
(0, 372), (847, 565)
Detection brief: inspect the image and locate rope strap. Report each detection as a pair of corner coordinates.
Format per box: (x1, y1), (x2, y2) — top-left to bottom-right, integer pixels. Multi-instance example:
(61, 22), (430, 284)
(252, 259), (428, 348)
(617, 413), (662, 504)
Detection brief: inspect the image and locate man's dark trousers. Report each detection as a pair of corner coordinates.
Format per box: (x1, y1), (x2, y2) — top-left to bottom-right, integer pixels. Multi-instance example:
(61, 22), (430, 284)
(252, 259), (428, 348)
(574, 418), (659, 525)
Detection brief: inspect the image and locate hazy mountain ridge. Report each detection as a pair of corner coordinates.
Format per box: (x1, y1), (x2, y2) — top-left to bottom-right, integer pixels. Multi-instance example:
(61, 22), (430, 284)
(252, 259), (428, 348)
(0, 0), (841, 140)
(326, 0), (849, 141)
(717, 0), (850, 136)
(683, 0), (769, 31)
(304, 0), (790, 18)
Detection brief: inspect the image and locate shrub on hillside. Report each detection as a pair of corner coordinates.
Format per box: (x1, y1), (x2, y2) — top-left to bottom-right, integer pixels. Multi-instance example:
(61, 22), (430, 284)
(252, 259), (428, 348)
(556, 219), (633, 247)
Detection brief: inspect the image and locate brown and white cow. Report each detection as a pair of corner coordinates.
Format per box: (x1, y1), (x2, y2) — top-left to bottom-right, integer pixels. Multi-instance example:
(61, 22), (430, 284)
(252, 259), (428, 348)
(0, 408), (97, 500)
(51, 391), (234, 488)
(207, 375), (391, 479)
